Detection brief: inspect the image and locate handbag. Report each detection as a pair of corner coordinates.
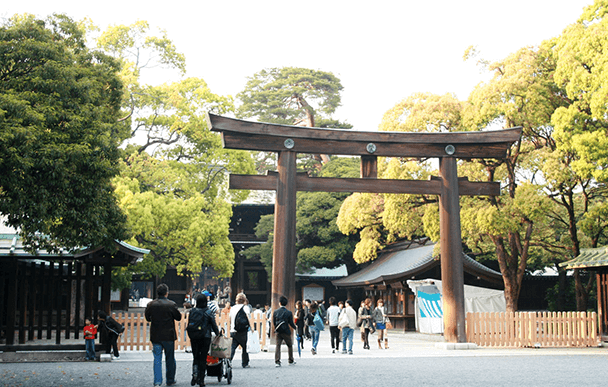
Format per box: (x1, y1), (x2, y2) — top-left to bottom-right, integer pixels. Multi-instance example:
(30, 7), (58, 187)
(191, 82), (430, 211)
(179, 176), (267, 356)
(246, 330), (261, 354)
(385, 318), (393, 330)
(210, 334), (232, 358)
(313, 311), (325, 331)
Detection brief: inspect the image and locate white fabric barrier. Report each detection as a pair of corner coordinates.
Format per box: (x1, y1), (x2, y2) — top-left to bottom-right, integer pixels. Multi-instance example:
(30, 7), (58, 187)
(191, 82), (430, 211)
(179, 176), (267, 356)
(407, 279), (506, 334)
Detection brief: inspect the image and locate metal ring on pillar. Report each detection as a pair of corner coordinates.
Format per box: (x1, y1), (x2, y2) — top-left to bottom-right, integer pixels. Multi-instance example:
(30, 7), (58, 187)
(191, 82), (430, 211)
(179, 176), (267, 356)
(366, 143), (377, 154)
(284, 138), (295, 149)
(445, 144), (455, 155)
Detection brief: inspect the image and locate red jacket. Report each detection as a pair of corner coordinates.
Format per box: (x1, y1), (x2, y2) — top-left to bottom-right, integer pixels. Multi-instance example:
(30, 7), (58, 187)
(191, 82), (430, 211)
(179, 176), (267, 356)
(84, 324), (97, 340)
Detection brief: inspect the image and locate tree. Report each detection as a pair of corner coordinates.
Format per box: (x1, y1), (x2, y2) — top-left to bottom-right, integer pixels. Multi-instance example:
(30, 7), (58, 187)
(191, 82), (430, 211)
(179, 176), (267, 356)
(242, 157), (361, 276)
(237, 67), (350, 169)
(0, 14), (128, 251)
(551, 0), (608, 182)
(97, 22), (255, 281)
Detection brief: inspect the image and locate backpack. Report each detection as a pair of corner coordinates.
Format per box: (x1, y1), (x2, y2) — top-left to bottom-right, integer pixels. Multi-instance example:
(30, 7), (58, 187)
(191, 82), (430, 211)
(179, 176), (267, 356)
(187, 308), (207, 340)
(234, 306), (249, 333)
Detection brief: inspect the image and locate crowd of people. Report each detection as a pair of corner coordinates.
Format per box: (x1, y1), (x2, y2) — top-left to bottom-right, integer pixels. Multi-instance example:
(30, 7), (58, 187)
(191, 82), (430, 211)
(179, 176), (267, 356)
(275, 296), (391, 363)
(88, 286), (391, 385)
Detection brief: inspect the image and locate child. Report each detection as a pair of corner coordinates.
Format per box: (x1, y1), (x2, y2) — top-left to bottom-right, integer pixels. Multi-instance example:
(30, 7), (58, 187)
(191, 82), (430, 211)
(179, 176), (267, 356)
(83, 318), (98, 360)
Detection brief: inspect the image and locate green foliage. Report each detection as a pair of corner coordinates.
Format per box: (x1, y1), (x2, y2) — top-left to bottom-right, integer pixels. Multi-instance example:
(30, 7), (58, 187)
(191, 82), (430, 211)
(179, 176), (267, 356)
(0, 14), (128, 251)
(236, 67), (345, 126)
(94, 22), (254, 284)
(551, 0), (608, 181)
(378, 92), (465, 132)
(114, 153), (236, 278)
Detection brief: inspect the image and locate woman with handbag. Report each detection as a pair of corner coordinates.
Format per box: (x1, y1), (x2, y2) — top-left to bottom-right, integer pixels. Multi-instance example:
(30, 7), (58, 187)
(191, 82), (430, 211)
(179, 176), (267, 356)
(359, 298), (373, 350)
(372, 298), (389, 349)
(305, 302), (321, 355)
(294, 301), (305, 350)
(187, 294), (220, 387)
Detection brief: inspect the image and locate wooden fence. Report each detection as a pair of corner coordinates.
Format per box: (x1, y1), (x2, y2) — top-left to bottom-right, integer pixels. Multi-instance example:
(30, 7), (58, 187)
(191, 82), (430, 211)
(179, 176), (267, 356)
(113, 312), (269, 351)
(466, 311), (599, 348)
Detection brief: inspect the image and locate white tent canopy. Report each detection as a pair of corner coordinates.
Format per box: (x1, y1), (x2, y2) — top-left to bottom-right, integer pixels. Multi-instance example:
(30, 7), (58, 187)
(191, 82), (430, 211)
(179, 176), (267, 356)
(407, 279), (506, 334)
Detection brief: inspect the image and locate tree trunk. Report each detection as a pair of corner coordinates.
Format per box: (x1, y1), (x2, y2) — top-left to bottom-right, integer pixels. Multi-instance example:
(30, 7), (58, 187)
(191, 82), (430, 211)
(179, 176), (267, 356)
(557, 267), (567, 311)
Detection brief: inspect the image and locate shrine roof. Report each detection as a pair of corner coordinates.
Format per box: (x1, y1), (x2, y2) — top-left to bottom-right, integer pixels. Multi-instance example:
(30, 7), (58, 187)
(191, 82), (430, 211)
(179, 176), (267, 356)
(0, 233), (148, 266)
(560, 246), (608, 270)
(332, 241), (501, 288)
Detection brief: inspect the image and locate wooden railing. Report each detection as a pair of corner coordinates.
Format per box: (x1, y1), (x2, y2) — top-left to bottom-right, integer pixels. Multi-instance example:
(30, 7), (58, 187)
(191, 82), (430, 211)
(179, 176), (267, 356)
(466, 311), (599, 348)
(113, 312), (269, 351)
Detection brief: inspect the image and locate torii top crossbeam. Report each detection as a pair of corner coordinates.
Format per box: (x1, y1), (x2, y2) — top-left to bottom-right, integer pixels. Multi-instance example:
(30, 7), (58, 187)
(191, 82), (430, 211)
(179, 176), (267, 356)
(208, 113), (521, 159)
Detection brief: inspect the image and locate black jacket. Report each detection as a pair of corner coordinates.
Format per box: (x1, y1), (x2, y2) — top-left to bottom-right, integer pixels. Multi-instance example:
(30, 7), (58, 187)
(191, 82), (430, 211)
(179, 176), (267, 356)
(145, 296), (182, 342)
(188, 306), (220, 340)
(273, 306), (296, 334)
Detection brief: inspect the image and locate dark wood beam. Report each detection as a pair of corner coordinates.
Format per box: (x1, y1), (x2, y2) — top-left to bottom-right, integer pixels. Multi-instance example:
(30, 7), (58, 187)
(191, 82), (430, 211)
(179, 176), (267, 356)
(208, 113), (522, 159)
(229, 174), (500, 196)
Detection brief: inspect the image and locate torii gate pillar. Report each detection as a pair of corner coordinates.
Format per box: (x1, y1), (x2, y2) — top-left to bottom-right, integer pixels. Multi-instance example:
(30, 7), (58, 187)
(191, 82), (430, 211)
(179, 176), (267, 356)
(272, 151), (297, 309)
(439, 157), (466, 342)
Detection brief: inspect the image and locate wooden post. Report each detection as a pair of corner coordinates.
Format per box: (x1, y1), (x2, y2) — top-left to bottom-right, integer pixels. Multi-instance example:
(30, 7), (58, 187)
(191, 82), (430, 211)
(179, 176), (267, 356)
(5, 258), (18, 345)
(102, 261), (112, 315)
(271, 150), (297, 315)
(439, 157), (466, 343)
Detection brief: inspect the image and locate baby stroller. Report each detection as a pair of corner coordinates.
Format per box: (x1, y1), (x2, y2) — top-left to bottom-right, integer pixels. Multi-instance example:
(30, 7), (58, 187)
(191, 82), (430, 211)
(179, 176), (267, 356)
(205, 354), (232, 384)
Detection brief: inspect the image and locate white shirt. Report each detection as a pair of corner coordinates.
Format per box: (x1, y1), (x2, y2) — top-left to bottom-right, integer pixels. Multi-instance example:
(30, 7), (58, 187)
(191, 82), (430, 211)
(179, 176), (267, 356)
(229, 304), (251, 333)
(326, 305), (341, 326)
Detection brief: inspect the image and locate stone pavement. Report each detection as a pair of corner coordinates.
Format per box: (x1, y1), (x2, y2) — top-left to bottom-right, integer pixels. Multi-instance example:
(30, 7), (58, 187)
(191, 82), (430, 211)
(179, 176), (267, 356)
(1, 331), (607, 386)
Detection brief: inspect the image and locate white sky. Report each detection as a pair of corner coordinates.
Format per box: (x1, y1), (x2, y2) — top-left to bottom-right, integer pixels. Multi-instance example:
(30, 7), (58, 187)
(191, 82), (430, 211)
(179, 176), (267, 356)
(3, 0), (595, 131)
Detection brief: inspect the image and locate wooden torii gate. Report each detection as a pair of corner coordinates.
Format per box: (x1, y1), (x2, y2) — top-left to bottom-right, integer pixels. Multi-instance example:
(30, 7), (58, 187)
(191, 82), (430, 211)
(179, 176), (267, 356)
(208, 113), (521, 343)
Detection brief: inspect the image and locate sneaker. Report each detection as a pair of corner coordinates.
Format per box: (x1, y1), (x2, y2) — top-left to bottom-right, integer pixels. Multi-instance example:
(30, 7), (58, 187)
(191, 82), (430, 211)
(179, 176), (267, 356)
(289, 361), (296, 366)
(348, 350), (353, 355)
(112, 355), (120, 360)
(275, 362), (281, 367)
(341, 351), (347, 354)
(167, 382), (176, 386)
(311, 348), (316, 355)
(243, 364), (251, 368)
(332, 349), (335, 354)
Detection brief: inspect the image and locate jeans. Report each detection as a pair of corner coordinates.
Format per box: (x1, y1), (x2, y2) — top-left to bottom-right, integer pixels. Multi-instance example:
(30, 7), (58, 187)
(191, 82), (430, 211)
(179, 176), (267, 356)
(85, 339), (96, 360)
(310, 326), (320, 350)
(153, 341), (176, 386)
(342, 327), (354, 352)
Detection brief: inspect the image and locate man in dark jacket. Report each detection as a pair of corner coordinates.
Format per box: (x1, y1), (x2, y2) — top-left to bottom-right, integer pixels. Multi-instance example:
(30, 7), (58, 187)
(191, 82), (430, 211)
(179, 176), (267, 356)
(145, 283), (182, 386)
(273, 295), (297, 367)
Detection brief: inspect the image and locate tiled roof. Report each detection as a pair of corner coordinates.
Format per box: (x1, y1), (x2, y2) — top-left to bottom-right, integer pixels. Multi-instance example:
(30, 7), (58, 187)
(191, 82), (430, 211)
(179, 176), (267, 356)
(332, 242), (501, 288)
(560, 246), (608, 269)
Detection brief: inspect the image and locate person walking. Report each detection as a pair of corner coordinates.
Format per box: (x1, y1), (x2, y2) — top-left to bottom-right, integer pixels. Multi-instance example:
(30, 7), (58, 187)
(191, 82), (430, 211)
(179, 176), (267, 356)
(338, 299), (357, 355)
(294, 301), (305, 351)
(373, 298), (389, 349)
(305, 301), (321, 355)
(359, 298), (373, 350)
(229, 292), (252, 368)
(97, 310), (122, 360)
(145, 283), (182, 387)
(187, 294), (220, 387)
(326, 297), (341, 353)
(273, 295), (297, 367)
